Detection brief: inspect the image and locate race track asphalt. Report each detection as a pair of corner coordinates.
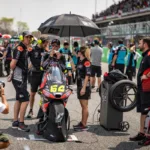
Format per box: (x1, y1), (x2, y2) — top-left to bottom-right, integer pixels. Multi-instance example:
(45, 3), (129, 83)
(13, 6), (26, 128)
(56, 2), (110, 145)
(0, 63), (149, 150)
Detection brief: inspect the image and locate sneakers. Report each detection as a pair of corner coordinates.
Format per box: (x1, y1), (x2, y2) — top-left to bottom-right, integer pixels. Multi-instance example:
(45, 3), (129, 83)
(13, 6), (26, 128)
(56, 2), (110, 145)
(27, 110), (35, 119)
(12, 121), (19, 129)
(12, 121), (30, 132)
(73, 122), (89, 131)
(18, 122), (30, 132)
(138, 136), (150, 146)
(129, 132), (146, 141)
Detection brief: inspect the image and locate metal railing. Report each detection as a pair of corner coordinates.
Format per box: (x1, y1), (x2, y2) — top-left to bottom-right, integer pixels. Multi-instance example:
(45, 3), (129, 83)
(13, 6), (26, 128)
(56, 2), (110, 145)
(100, 21), (150, 38)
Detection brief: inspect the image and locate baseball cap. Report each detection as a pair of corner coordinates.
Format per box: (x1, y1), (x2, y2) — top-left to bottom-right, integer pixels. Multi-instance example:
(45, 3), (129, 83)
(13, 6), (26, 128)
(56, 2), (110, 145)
(51, 39), (60, 45)
(22, 31), (33, 37)
(39, 37), (49, 43)
(64, 41), (69, 46)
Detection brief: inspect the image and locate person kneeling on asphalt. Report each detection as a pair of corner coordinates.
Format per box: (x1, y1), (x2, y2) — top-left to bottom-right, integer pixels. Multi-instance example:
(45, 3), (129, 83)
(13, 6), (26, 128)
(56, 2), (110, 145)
(129, 37), (150, 146)
(0, 84), (10, 149)
(27, 37), (49, 118)
(73, 46), (91, 131)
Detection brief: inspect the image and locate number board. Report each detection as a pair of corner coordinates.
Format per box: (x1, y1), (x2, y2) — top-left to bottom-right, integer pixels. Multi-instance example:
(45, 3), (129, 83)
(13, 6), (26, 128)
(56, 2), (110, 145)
(50, 85), (65, 93)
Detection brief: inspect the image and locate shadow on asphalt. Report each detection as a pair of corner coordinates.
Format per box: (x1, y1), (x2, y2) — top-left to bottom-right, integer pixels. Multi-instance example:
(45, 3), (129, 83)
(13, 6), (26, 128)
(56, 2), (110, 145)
(0, 118), (13, 121)
(0, 125), (54, 144)
(87, 125), (130, 136)
(7, 98), (16, 102)
(108, 141), (142, 150)
(0, 124), (38, 139)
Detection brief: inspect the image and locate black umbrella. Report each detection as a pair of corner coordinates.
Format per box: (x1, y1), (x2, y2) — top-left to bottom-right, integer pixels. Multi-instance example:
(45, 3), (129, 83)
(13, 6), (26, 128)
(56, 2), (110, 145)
(38, 14), (100, 37)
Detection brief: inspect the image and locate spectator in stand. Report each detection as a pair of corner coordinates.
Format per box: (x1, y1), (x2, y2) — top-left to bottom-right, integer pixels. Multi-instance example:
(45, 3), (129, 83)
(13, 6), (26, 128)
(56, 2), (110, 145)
(94, 0), (150, 19)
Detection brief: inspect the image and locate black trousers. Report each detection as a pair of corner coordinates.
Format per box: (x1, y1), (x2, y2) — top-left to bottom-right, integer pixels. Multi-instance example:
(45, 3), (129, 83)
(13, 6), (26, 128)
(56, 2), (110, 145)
(126, 67), (134, 81)
(5, 59), (11, 76)
(0, 61), (4, 77)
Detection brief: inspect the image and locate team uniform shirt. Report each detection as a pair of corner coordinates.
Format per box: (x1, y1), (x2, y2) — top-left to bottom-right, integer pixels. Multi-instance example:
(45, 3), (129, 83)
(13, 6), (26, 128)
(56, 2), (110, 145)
(108, 47), (115, 65)
(127, 52), (135, 68)
(41, 52), (66, 72)
(115, 44), (127, 65)
(59, 48), (72, 69)
(28, 45), (44, 72)
(72, 47), (80, 65)
(77, 58), (91, 87)
(137, 49), (150, 88)
(12, 42), (29, 82)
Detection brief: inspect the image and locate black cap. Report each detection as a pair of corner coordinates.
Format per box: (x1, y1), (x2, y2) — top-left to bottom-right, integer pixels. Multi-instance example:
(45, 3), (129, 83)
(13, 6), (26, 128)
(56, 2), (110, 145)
(22, 31), (33, 37)
(118, 39), (123, 44)
(39, 37), (49, 43)
(51, 39), (60, 45)
(64, 41), (69, 46)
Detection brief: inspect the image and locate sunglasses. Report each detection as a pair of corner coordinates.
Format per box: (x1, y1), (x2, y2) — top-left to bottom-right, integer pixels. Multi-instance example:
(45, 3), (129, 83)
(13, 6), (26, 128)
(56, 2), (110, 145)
(52, 44), (58, 47)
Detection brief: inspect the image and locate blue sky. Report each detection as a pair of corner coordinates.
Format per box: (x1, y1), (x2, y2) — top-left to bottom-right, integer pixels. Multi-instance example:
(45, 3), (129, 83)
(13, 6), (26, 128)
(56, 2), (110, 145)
(0, 0), (119, 31)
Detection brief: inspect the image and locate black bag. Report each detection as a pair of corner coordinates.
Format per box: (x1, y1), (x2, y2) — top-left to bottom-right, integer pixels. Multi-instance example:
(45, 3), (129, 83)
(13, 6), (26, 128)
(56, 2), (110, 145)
(43, 101), (69, 142)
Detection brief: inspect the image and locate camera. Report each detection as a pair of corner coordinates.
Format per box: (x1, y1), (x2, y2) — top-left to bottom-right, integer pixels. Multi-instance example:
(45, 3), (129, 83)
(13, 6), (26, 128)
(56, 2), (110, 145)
(0, 81), (5, 88)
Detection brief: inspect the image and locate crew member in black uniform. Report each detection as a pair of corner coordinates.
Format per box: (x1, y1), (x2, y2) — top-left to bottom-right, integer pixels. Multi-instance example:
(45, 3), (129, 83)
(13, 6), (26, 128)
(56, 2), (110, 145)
(27, 37), (49, 118)
(130, 37), (150, 146)
(73, 46), (91, 131)
(10, 31), (33, 132)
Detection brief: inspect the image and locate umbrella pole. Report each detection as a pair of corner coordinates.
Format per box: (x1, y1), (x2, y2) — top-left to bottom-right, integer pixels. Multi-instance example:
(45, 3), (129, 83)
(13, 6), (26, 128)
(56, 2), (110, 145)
(69, 26), (71, 51)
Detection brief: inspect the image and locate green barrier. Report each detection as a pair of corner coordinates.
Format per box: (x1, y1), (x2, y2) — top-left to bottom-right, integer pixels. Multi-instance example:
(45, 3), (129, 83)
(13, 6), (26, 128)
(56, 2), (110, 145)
(102, 47), (142, 69)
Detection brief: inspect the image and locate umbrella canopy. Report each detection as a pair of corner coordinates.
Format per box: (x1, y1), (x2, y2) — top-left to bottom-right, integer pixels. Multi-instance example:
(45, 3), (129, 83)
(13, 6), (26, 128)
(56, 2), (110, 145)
(38, 14), (100, 37)
(2, 34), (11, 39)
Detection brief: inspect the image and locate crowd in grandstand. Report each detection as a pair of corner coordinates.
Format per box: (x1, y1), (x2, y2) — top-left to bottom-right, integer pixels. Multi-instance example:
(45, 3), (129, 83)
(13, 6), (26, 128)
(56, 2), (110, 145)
(93, 0), (150, 19)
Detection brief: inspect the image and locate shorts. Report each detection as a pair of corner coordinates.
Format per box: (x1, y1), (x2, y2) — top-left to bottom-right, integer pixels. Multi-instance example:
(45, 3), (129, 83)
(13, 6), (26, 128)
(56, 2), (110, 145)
(91, 65), (102, 77)
(115, 64), (125, 73)
(136, 89), (150, 114)
(30, 72), (43, 93)
(12, 79), (29, 102)
(77, 87), (91, 100)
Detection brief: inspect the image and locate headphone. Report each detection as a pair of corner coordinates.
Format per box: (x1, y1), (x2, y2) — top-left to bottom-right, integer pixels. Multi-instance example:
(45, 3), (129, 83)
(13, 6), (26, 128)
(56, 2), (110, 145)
(37, 37), (48, 45)
(19, 35), (23, 41)
(37, 39), (42, 44)
(19, 31), (34, 43)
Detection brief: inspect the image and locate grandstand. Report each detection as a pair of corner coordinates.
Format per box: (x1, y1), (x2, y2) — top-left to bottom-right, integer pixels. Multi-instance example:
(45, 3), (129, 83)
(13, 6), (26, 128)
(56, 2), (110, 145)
(93, 0), (150, 45)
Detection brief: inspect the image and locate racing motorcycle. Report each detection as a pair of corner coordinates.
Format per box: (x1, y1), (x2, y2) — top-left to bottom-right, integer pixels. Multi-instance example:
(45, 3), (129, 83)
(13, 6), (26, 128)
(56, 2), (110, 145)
(37, 60), (72, 142)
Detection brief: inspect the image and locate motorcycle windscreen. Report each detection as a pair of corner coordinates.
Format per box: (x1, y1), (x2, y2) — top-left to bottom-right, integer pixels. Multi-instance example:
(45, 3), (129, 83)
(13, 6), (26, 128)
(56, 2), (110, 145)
(47, 66), (65, 83)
